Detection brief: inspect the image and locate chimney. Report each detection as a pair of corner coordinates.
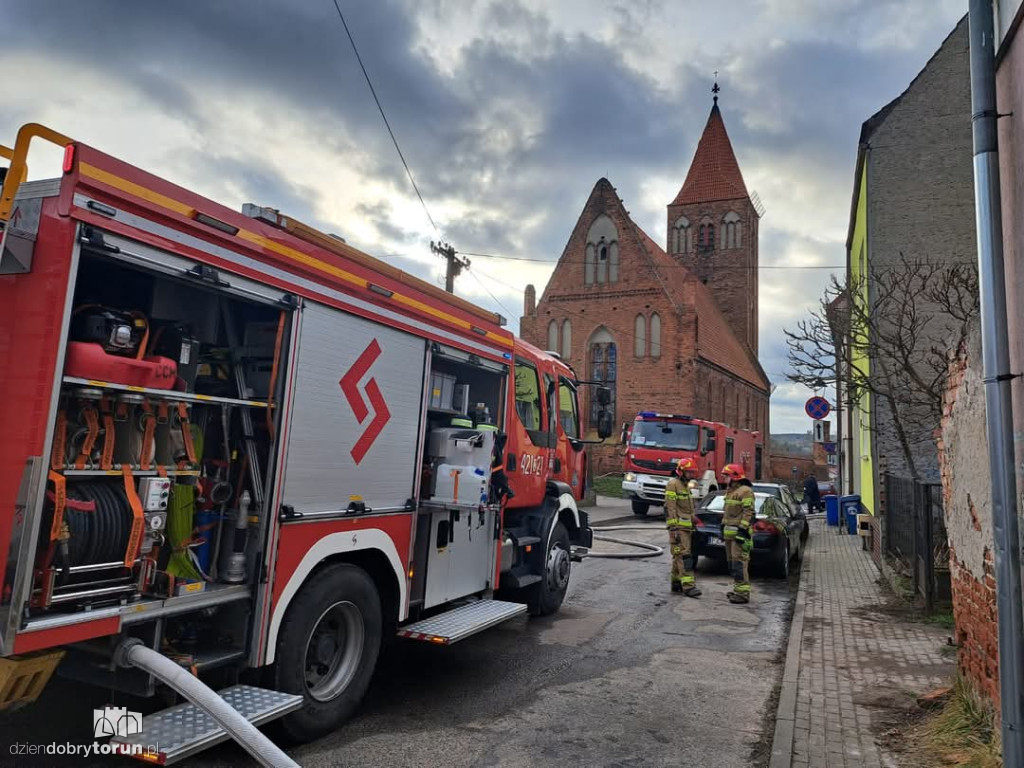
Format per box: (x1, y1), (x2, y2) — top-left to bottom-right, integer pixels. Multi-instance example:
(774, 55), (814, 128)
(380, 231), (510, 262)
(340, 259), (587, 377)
(524, 284), (536, 316)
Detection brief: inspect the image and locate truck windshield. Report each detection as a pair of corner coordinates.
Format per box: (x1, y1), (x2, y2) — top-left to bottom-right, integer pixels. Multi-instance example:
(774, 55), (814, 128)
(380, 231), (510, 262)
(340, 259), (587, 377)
(630, 421), (699, 450)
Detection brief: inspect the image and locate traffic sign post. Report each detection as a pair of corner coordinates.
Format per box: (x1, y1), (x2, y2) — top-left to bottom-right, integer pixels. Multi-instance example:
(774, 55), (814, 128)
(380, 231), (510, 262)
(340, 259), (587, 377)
(805, 396), (831, 420)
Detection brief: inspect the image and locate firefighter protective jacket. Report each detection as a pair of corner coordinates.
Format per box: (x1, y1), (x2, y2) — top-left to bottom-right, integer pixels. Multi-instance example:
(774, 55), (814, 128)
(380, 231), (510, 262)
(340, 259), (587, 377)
(664, 477), (695, 531)
(722, 481), (756, 537)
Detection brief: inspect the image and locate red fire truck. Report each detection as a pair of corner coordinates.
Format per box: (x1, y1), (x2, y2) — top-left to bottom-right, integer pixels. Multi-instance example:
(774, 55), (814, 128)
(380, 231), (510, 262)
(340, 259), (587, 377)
(0, 124), (612, 761)
(620, 411), (764, 515)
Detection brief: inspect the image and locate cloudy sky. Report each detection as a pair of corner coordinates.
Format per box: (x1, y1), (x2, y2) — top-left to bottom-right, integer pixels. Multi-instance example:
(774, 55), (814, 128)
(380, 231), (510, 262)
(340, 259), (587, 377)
(1, 0), (968, 432)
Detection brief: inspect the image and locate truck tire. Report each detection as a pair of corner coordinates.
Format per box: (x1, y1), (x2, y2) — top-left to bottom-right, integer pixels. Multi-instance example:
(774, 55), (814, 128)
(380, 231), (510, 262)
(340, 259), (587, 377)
(272, 563), (382, 742)
(632, 500), (650, 516)
(527, 522), (571, 616)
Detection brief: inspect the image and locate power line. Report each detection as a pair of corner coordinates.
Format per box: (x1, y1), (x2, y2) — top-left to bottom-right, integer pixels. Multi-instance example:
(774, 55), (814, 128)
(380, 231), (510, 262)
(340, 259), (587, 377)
(466, 266), (515, 322)
(458, 250), (845, 269)
(330, 0), (439, 235)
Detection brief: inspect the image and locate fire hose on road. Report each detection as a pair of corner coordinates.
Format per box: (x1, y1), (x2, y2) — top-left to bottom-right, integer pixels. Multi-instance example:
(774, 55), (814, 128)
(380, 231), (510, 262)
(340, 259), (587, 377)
(580, 524), (666, 559)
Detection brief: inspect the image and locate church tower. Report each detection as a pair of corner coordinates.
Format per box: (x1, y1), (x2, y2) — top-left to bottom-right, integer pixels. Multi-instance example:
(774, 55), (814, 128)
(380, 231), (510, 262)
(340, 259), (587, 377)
(667, 87), (760, 354)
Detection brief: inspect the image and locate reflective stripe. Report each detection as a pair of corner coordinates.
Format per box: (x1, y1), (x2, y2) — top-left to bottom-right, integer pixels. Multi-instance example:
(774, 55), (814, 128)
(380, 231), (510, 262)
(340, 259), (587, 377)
(734, 583), (751, 594)
(723, 524), (738, 539)
(725, 499), (742, 506)
(742, 498), (754, 508)
(665, 491), (678, 500)
(739, 519), (751, 529)
(667, 518), (693, 529)
(681, 576), (695, 585)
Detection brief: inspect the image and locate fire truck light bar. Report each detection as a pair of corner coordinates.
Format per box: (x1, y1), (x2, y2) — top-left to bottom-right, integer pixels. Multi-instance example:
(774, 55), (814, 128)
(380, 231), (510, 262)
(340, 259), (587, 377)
(637, 412), (692, 421)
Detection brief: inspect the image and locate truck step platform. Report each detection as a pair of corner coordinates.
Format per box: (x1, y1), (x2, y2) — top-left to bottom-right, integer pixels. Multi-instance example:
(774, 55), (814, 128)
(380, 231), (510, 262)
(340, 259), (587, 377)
(397, 599), (527, 645)
(110, 684), (302, 765)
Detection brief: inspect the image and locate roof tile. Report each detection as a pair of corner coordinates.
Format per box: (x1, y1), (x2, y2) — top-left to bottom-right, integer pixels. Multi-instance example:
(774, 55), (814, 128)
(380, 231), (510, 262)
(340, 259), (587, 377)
(671, 104), (748, 206)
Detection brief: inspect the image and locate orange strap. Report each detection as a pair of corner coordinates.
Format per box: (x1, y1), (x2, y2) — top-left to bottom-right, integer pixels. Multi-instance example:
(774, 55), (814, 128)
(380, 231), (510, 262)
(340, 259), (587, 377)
(131, 312), (149, 361)
(176, 403), (196, 468)
(51, 410), (67, 471)
(75, 404), (99, 469)
(140, 402), (156, 471)
(99, 396), (116, 470)
(122, 466), (145, 567)
(47, 471), (66, 542)
(450, 468), (460, 504)
(266, 310), (286, 440)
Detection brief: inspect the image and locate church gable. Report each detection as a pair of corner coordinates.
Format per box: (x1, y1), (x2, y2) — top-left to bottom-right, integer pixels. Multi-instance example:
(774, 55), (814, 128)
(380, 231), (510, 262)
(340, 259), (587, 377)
(533, 178), (680, 309)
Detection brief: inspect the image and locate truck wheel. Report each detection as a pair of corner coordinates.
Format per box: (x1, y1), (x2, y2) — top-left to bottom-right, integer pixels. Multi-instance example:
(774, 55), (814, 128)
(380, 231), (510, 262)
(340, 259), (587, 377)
(631, 500), (650, 516)
(528, 522), (571, 616)
(272, 563), (382, 742)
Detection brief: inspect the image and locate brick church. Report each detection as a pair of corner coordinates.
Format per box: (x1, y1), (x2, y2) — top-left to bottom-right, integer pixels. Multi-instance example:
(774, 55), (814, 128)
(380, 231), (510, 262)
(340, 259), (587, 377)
(520, 95), (771, 472)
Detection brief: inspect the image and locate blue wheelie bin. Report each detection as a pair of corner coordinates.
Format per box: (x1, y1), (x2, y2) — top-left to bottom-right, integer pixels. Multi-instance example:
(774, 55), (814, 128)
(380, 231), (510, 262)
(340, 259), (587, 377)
(842, 495), (861, 535)
(824, 495), (839, 526)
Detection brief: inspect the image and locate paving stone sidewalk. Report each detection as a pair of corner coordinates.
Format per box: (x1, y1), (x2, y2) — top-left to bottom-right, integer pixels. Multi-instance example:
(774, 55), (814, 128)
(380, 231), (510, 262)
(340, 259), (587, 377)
(770, 518), (954, 768)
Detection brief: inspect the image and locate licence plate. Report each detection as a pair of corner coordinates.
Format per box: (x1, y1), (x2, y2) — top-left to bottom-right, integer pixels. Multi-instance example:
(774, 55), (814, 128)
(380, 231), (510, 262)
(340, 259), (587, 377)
(707, 536), (724, 547)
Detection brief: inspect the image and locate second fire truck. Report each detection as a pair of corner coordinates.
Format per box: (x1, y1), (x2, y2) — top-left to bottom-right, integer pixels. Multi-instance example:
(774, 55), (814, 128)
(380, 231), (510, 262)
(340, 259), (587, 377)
(621, 411), (764, 515)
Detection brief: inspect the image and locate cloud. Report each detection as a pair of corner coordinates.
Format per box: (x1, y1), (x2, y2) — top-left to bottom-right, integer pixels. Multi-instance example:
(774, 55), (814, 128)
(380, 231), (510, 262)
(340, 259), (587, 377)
(0, 0), (967, 432)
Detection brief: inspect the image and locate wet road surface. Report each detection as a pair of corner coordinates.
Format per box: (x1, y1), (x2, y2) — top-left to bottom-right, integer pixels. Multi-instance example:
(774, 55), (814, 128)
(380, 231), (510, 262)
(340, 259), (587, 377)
(0, 498), (796, 767)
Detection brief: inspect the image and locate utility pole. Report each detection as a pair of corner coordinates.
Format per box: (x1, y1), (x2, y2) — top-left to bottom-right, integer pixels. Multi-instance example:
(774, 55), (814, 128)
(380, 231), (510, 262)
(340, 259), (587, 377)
(431, 240), (470, 294)
(969, 1), (1024, 761)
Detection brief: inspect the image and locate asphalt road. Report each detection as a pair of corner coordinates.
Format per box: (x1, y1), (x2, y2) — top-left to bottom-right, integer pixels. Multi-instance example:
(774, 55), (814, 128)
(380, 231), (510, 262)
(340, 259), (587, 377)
(0, 497), (796, 767)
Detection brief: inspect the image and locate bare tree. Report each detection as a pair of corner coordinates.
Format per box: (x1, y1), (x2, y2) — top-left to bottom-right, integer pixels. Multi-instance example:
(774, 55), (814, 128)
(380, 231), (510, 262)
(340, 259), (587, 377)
(784, 256), (979, 479)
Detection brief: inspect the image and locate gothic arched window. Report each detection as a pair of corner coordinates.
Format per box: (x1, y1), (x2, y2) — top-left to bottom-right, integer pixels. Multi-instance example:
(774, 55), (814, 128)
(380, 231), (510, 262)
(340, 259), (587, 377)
(547, 320), (558, 353)
(586, 215), (619, 285)
(650, 313), (661, 357)
(588, 328), (617, 428)
(561, 320), (572, 359)
(634, 314), (646, 357)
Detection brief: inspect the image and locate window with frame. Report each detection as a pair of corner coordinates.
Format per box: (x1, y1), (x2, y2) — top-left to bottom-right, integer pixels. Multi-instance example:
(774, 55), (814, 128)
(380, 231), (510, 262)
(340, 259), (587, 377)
(650, 313), (661, 357)
(547, 320), (559, 353)
(725, 437), (735, 464)
(544, 373), (558, 435)
(634, 314), (646, 357)
(589, 341), (617, 428)
(559, 379), (580, 439)
(514, 362), (542, 432)
(586, 215), (619, 285)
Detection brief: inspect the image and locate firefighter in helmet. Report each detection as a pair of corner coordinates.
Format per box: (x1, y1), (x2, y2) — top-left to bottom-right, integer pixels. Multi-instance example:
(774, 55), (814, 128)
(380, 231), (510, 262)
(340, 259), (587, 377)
(721, 463), (756, 603)
(665, 458), (701, 597)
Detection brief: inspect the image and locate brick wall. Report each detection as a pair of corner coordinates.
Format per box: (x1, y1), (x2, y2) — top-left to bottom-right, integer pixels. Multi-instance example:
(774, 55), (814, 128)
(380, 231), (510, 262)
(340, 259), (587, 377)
(937, 321), (998, 708)
(866, 17), (975, 484)
(949, 543), (1000, 707)
(668, 196), (759, 353)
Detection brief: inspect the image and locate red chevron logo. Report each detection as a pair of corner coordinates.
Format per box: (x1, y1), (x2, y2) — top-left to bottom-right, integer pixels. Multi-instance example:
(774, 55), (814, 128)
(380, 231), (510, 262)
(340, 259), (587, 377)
(339, 339), (392, 465)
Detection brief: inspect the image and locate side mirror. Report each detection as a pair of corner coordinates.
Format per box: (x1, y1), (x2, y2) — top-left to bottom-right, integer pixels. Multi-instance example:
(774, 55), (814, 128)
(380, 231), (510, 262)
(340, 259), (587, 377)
(597, 410), (613, 440)
(596, 386), (611, 406)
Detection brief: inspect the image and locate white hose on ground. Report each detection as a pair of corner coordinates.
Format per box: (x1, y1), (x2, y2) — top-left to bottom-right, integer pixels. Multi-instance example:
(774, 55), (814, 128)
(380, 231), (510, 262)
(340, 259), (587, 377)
(115, 639), (299, 768)
(582, 523), (667, 559)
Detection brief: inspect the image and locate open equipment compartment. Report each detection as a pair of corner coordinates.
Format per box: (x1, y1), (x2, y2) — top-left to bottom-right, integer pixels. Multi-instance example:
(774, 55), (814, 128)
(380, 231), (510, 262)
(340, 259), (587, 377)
(411, 344), (507, 610)
(33, 233), (293, 640)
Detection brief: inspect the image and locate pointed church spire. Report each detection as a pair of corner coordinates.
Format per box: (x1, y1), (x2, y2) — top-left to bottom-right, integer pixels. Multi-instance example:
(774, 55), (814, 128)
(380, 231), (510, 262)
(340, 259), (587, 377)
(670, 95), (748, 206)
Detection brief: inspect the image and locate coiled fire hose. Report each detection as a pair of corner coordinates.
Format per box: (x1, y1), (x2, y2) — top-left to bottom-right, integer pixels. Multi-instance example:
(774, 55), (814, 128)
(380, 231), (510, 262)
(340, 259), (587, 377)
(582, 524), (666, 559)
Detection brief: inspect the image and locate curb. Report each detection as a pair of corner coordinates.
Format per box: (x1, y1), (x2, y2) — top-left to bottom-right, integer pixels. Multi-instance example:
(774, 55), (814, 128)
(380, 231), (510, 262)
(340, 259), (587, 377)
(768, 554), (808, 768)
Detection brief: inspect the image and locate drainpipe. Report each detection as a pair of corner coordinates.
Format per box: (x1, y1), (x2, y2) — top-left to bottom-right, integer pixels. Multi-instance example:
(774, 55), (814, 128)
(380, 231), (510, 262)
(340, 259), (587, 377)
(969, 1), (1024, 759)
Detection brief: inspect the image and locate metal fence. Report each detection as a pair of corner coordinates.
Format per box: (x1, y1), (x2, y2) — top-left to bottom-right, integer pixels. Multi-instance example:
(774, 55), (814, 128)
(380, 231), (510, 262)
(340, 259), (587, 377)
(883, 473), (950, 610)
